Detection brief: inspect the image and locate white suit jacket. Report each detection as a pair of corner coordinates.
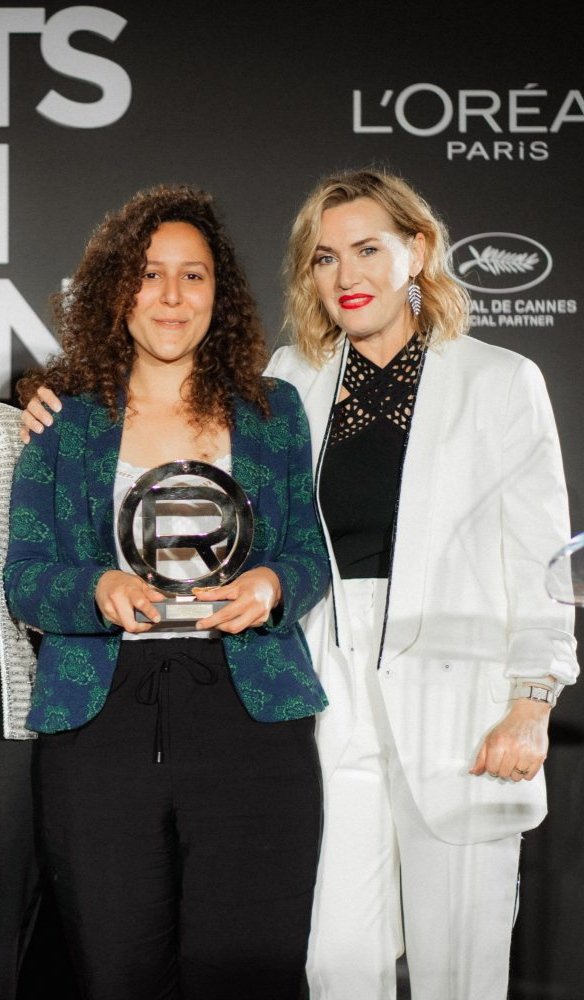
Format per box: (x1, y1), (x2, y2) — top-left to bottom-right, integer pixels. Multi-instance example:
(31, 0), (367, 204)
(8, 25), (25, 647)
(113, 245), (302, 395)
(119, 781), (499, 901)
(266, 334), (578, 844)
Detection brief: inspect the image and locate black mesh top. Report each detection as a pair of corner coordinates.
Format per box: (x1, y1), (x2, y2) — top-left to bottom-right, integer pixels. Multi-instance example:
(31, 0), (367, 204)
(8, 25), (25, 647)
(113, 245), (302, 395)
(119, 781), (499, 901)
(319, 337), (425, 579)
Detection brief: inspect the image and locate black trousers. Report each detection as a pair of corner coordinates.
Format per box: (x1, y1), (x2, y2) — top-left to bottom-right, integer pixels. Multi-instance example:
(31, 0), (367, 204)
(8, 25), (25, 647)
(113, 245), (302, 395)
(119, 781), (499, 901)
(34, 638), (323, 1000)
(0, 738), (41, 1000)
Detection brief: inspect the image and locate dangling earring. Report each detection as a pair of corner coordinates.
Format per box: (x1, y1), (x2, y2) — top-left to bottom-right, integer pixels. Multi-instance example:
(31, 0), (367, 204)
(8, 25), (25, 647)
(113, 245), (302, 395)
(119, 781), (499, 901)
(408, 276), (422, 316)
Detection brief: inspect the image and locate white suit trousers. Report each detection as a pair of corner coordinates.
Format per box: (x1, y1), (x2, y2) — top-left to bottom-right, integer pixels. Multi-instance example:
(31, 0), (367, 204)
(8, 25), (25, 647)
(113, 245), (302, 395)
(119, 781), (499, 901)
(307, 578), (522, 1000)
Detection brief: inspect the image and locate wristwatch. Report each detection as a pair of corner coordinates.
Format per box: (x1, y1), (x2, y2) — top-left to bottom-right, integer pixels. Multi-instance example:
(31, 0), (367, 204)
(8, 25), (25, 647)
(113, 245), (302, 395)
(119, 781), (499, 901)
(511, 681), (563, 708)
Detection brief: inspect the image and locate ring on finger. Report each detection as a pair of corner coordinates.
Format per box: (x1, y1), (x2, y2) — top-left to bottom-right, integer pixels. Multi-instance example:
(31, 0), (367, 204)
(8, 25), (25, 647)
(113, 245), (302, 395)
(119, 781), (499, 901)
(513, 766), (529, 776)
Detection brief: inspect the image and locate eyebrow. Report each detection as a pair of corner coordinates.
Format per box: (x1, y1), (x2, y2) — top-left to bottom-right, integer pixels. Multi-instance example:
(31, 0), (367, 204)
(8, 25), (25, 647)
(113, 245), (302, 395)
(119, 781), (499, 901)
(315, 236), (381, 252)
(145, 259), (211, 269)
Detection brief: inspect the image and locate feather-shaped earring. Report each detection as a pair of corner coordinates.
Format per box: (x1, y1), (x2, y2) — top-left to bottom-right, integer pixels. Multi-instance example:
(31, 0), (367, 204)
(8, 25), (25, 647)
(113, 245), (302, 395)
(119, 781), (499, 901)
(408, 277), (422, 316)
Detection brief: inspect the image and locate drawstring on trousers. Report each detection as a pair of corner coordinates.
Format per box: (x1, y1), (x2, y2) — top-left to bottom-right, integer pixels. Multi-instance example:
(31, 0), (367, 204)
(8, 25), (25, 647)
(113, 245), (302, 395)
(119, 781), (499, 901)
(134, 650), (220, 764)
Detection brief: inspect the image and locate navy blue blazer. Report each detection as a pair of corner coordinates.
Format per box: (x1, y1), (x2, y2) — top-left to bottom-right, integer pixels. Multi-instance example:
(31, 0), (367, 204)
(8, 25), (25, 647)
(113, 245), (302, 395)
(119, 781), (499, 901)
(5, 379), (330, 733)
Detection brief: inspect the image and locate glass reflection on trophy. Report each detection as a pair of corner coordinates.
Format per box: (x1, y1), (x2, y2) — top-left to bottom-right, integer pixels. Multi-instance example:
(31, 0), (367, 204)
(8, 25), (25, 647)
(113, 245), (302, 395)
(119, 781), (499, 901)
(118, 460), (254, 626)
(545, 531), (584, 608)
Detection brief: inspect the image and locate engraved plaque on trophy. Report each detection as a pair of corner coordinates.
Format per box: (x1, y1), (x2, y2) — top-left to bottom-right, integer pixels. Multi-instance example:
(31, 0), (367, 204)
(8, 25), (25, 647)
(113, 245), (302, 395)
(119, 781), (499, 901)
(117, 460), (254, 626)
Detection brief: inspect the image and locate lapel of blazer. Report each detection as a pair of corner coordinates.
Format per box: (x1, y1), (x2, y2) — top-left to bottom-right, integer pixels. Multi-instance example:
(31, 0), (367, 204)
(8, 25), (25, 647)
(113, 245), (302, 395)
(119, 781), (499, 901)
(303, 340), (347, 476)
(231, 396), (262, 514)
(309, 339), (353, 650)
(381, 341), (454, 663)
(83, 400), (124, 561)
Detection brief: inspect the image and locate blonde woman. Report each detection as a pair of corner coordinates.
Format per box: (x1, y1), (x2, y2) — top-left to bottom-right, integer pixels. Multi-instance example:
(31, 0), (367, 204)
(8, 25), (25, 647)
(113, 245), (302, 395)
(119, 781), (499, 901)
(266, 168), (578, 1000)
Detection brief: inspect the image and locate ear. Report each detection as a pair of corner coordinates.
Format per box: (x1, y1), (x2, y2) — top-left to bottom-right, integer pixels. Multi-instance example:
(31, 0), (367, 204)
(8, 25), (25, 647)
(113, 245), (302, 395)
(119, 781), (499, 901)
(409, 232), (425, 277)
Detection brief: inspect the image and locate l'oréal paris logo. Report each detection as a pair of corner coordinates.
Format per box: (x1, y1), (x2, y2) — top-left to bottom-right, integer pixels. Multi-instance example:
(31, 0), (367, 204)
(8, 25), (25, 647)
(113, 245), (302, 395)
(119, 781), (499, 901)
(447, 233), (552, 293)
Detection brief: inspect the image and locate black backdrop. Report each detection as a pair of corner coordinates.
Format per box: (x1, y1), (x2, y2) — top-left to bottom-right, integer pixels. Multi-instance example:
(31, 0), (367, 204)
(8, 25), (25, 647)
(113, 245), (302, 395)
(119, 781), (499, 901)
(5, 2), (583, 997)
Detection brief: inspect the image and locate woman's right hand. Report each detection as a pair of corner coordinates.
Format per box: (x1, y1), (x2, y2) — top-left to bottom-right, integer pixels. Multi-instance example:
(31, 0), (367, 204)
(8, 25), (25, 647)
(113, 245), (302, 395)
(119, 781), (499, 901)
(95, 570), (164, 633)
(20, 386), (62, 443)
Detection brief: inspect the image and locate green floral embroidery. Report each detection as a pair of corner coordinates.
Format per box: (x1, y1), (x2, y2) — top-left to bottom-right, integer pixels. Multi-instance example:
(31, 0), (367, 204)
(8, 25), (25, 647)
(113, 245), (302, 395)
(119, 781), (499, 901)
(105, 636), (121, 660)
(224, 632), (250, 655)
(272, 696), (312, 721)
(252, 516), (277, 551)
(11, 508), (52, 544)
(73, 525), (101, 560)
(262, 416), (290, 451)
(232, 456), (271, 494)
(86, 684), (108, 718)
(292, 429), (309, 451)
(17, 563), (45, 598)
(38, 600), (62, 633)
(73, 604), (99, 632)
(282, 564), (300, 599)
(89, 451), (118, 485)
(88, 408), (115, 438)
(55, 485), (74, 520)
(291, 471), (313, 504)
(60, 421), (86, 459)
(89, 495), (110, 520)
(15, 445), (54, 484)
(43, 705), (71, 732)
(256, 642), (289, 680)
(50, 568), (77, 599)
(238, 408), (290, 448)
(295, 525), (322, 553)
(56, 646), (97, 686)
(236, 680), (270, 715)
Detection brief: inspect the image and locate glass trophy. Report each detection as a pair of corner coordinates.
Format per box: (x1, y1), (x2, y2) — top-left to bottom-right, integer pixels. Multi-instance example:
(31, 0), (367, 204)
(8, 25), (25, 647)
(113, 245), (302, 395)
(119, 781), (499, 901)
(545, 532), (584, 607)
(117, 460), (254, 626)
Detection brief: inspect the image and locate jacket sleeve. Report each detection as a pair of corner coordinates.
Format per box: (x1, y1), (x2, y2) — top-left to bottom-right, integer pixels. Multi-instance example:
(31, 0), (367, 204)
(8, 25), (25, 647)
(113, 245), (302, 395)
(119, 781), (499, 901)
(4, 410), (117, 636)
(501, 358), (578, 685)
(260, 385), (330, 632)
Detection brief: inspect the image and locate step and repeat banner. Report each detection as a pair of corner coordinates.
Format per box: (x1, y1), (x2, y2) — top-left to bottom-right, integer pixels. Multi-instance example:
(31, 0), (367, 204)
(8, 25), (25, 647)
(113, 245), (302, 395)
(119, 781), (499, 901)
(2, 2), (583, 996)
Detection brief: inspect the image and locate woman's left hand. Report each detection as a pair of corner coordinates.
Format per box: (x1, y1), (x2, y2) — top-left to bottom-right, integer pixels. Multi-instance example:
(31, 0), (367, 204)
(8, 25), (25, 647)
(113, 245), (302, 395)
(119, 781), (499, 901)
(469, 699), (551, 782)
(191, 567), (283, 634)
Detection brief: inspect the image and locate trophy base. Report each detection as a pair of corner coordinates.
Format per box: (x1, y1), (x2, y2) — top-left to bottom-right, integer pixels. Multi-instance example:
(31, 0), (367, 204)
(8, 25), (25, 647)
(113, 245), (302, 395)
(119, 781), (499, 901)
(136, 598), (230, 625)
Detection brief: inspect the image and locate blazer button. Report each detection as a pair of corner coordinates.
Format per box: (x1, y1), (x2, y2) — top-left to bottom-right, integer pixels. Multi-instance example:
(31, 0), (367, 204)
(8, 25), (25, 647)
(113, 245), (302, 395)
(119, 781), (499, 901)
(442, 663), (452, 671)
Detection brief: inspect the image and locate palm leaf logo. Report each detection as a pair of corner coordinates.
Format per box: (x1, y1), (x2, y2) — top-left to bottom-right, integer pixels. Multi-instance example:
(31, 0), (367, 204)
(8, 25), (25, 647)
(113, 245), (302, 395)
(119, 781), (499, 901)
(459, 245), (540, 277)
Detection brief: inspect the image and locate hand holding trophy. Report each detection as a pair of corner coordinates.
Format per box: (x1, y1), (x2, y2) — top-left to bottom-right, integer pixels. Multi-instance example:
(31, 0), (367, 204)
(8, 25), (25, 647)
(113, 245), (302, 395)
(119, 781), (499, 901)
(117, 459), (254, 627)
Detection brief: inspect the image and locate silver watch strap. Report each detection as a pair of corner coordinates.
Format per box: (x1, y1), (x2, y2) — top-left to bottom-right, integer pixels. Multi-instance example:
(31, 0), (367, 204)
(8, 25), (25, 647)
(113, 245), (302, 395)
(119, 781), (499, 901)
(511, 682), (560, 707)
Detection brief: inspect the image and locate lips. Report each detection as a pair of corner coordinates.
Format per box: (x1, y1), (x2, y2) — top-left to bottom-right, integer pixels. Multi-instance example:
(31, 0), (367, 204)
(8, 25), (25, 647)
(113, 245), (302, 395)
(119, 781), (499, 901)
(154, 318), (188, 327)
(338, 294), (374, 310)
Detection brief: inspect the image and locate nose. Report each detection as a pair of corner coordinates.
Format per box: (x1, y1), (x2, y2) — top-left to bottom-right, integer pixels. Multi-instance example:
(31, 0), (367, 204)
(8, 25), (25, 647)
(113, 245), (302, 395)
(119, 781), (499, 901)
(160, 276), (182, 306)
(336, 255), (361, 290)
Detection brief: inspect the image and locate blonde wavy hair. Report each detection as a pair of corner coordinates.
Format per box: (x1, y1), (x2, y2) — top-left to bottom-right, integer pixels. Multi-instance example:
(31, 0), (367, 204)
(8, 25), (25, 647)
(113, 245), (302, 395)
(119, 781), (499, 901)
(283, 167), (470, 367)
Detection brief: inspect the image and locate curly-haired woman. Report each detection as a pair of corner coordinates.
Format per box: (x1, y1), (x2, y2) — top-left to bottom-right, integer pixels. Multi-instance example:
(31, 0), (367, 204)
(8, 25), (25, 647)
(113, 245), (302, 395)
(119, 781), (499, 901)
(5, 184), (329, 1000)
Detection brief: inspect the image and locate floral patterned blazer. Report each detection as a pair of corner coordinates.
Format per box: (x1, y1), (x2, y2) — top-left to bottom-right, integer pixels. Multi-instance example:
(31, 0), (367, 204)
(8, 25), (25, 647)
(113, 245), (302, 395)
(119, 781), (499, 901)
(4, 379), (330, 733)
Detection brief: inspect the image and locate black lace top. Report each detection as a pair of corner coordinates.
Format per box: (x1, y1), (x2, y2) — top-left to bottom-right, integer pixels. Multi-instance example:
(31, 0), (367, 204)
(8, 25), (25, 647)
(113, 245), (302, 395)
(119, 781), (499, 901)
(319, 337), (425, 579)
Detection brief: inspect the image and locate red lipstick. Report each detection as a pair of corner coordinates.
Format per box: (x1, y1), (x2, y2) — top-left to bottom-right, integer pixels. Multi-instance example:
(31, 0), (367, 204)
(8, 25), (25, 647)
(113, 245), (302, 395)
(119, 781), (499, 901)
(339, 294), (374, 310)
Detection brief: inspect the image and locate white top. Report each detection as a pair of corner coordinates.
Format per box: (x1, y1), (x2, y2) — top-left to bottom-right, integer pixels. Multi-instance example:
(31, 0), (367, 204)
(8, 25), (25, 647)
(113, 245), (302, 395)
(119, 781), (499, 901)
(113, 455), (232, 640)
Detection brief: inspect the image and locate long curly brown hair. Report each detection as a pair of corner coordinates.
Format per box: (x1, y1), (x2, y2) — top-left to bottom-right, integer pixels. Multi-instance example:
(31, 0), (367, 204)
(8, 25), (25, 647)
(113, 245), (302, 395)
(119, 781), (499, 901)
(18, 184), (270, 424)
